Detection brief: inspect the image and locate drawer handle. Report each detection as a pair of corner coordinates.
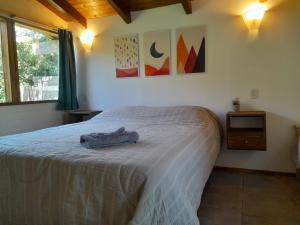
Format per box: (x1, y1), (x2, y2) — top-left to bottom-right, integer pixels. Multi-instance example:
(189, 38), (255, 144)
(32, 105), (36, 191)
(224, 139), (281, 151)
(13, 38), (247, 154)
(244, 140), (249, 144)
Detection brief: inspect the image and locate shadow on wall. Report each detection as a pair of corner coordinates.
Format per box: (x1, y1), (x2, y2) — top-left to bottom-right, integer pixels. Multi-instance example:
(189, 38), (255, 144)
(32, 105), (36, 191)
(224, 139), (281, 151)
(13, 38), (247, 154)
(74, 38), (89, 108)
(267, 112), (298, 170)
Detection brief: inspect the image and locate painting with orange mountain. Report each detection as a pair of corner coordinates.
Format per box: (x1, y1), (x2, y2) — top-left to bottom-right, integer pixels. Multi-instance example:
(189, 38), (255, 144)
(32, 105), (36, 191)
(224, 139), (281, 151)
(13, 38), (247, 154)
(176, 25), (206, 74)
(143, 30), (171, 76)
(114, 34), (139, 78)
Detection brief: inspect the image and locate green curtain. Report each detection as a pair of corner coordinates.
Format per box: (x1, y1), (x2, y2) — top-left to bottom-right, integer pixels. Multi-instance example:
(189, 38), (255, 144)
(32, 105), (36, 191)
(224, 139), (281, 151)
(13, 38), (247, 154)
(57, 29), (79, 110)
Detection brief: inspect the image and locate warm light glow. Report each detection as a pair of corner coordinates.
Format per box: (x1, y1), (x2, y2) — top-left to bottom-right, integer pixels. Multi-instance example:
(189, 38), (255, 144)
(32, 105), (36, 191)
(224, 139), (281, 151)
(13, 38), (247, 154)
(80, 30), (94, 52)
(243, 3), (266, 35)
(244, 3), (266, 21)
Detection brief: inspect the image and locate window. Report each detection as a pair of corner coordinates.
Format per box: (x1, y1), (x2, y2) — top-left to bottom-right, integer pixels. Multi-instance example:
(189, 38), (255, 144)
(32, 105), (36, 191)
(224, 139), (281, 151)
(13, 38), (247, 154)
(0, 17), (59, 105)
(0, 19), (9, 103)
(0, 26), (5, 103)
(16, 24), (59, 102)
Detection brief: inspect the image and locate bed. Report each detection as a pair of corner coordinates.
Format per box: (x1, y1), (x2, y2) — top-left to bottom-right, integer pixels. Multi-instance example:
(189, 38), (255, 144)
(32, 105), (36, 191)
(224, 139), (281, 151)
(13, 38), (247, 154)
(0, 106), (222, 225)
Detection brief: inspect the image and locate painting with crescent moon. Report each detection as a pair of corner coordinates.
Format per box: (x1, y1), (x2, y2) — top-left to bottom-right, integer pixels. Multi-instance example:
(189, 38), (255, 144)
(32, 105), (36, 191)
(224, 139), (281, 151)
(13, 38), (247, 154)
(176, 25), (207, 74)
(114, 34), (139, 78)
(143, 30), (171, 76)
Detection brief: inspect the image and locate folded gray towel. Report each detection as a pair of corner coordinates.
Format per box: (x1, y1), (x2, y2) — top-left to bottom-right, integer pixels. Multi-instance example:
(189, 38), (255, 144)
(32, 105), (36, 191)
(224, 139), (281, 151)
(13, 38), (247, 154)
(80, 127), (139, 149)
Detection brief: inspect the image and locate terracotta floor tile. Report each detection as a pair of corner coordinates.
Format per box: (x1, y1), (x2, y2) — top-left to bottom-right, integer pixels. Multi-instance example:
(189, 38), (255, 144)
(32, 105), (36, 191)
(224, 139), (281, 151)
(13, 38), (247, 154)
(242, 214), (300, 225)
(198, 206), (242, 225)
(198, 169), (300, 225)
(201, 186), (243, 210)
(243, 192), (300, 218)
(206, 170), (243, 188)
(243, 173), (286, 193)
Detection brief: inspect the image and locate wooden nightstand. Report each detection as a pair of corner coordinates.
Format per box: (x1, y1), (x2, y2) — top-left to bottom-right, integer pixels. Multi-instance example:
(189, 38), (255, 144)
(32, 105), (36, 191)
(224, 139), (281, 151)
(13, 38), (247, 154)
(226, 111), (266, 151)
(68, 110), (102, 123)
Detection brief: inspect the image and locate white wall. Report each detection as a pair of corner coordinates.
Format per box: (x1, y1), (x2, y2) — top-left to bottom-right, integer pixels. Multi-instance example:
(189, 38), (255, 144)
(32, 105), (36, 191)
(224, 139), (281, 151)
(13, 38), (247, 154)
(0, 103), (64, 136)
(76, 0), (300, 173)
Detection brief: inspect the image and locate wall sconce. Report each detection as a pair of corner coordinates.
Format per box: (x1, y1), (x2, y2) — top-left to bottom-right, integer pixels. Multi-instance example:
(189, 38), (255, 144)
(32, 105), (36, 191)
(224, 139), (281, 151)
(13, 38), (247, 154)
(80, 30), (94, 52)
(243, 3), (266, 34)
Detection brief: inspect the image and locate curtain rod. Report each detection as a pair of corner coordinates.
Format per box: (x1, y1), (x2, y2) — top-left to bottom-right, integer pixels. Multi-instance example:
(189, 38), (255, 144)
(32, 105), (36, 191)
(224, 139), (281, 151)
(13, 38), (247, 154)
(0, 10), (64, 35)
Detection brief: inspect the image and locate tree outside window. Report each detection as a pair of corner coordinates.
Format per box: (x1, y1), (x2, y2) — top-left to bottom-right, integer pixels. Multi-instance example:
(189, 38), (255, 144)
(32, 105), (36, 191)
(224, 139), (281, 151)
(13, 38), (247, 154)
(0, 29), (6, 103)
(16, 25), (59, 102)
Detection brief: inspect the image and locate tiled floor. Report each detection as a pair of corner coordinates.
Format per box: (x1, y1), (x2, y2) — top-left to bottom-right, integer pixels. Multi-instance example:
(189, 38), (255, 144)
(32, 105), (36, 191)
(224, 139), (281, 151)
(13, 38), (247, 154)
(198, 169), (300, 225)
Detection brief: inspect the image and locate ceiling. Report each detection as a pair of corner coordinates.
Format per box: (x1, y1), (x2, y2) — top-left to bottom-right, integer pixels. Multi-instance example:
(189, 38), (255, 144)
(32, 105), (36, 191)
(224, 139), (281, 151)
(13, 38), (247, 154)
(65, 0), (183, 18)
(37, 0), (192, 27)
(66, 0), (116, 18)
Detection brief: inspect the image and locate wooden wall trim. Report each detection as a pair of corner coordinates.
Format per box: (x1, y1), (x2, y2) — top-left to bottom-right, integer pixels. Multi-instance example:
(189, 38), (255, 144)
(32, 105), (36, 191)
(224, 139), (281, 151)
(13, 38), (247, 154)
(0, 100), (57, 107)
(6, 19), (20, 103)
(0, 19), (12, 102)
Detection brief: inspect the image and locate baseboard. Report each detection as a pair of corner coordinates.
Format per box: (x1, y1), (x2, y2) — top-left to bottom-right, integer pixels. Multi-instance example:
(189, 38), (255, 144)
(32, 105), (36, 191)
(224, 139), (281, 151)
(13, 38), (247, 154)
(214, 166), (296, 177)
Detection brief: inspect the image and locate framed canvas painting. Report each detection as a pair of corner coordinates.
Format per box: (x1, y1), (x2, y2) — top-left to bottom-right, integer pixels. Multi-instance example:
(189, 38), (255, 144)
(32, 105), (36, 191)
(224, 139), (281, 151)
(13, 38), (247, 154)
(143, 30), (171, 76)
(114, 34), (139, 78)
(176, 25), (207, 74)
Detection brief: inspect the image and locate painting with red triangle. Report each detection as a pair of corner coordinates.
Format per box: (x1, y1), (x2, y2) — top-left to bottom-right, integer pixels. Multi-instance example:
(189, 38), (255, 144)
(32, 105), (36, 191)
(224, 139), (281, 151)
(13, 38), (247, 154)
(176, 25), (207, 74)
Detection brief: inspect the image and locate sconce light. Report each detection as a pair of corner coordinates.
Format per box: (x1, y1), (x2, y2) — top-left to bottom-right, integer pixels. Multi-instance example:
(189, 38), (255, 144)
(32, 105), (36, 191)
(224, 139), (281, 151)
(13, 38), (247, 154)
(243, 3), (266, 34)
(80, 30), (94, 52)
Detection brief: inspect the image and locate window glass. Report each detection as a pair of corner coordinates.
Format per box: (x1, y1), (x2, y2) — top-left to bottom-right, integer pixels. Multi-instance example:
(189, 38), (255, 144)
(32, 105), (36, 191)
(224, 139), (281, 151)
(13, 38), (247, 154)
(15, 24), (59, 102)
(0, 22), (6, 103)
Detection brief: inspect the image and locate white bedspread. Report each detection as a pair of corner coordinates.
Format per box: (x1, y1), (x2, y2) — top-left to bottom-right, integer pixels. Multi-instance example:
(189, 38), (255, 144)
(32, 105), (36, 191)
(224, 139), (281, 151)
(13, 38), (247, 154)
(0, 106), (221, 225)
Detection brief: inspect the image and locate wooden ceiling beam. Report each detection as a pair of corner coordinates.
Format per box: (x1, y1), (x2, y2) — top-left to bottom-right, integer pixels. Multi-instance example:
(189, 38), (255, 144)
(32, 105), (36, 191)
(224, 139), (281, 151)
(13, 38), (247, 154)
(180, 0), (192, 14)
(37, 0), (87, 28)
(107, 0), (131, 24)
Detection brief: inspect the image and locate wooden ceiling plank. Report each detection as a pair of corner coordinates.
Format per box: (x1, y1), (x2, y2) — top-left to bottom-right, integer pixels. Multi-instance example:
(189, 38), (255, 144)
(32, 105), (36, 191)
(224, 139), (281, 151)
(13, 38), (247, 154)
(107, 0), (131, 24)
(180, 0), (192, 14)
(37, 0), (87, 27)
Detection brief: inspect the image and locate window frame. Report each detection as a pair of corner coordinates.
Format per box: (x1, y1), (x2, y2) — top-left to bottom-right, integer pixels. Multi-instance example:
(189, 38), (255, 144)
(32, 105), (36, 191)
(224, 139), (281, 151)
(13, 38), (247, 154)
(0, 17), (59, 106)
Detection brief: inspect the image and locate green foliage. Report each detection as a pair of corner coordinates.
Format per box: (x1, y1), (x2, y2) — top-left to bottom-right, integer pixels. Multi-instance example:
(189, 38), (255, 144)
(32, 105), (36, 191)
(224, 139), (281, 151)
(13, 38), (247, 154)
(17, 42), (58, 86)
(0, 27), (59, 102)
(0, 40), (5, 103)
(0, 73), (5, 103)
(17, 29), (59, 87)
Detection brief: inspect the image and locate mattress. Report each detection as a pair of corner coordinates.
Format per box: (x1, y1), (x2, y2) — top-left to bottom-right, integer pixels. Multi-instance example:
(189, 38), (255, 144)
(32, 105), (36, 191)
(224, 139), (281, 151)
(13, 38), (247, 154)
(0, 106), (222, 225)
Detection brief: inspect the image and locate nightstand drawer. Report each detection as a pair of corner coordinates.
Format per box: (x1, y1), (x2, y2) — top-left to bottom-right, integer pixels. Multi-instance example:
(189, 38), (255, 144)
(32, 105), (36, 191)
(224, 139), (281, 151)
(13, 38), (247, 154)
(228, 135), (265, 150)
(226, 111), (266, 151)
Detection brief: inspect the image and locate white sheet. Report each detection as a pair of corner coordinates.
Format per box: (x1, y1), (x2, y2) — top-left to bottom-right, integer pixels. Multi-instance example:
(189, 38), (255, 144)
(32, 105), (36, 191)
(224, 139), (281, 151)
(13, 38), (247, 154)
(0, 106), (221, 225)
